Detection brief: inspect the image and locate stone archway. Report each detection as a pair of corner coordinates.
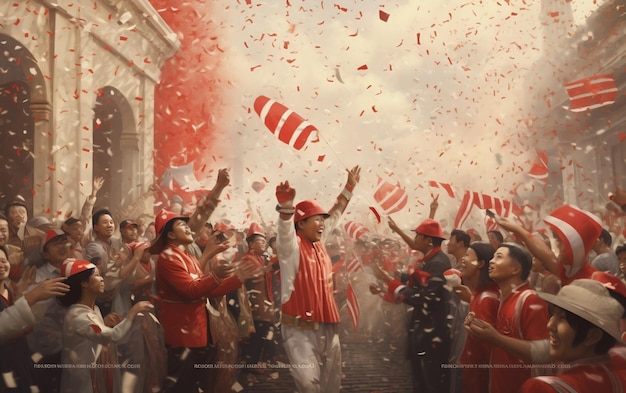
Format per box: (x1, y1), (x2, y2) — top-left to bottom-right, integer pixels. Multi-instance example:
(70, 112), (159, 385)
(92, 86), (138, 212)
(0, 34), (48, 212)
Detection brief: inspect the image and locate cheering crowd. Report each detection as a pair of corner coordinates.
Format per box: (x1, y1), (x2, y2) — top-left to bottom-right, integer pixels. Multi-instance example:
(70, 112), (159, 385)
(1, 167), (626, 393)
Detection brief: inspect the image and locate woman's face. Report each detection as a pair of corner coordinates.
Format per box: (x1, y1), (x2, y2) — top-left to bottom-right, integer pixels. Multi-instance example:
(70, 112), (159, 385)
(83, 268), (105, 295)
(0, 249), (10, 281)
(459, 247), (483, 280)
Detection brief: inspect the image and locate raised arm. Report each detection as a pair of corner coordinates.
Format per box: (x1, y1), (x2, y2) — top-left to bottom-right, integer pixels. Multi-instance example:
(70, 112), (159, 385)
(327, 165), (361, 218)
(188, 168), (230, 234)
(387, 216), (416, 250)
(495, 217), (559, 276)
(79, 176), (105, 229)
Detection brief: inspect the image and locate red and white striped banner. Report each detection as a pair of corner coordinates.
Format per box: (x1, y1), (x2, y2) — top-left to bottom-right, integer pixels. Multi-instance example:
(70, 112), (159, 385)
(454, 190), (523, 229)
(564, 74), (618, 112)
(253, 95), (319, 150)
(373, 177), (408, 214)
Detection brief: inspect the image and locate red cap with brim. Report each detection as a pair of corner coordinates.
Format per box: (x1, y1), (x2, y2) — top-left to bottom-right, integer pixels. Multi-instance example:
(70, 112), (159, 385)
(294, 200), (329, 223)
(62, 259), (96, 278)
(148, 210), (189, 255)
(413, 218), (446, 239)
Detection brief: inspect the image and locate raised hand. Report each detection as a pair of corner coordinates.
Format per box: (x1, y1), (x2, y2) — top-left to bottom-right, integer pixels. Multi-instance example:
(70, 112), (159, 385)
(276, 181), (296, 207)
(212, 259), (235, 280)
(128, 300), (154, 320)
(23, 277), (70, 306)
(345, 165), (361, 190)
(234, 258), (263, 282)
(387, 216), (400, 232)
(92, 176), (105, 196)
(215, 168), (231, 189)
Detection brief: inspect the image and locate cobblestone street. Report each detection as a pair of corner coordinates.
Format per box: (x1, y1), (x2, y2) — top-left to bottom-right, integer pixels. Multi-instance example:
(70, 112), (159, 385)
(234, 326), (413, 393)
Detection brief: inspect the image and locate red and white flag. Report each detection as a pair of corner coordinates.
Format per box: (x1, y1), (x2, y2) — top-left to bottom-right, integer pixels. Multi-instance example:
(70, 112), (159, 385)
(344, 221), (370, 240)
(373, 177), (408, 214)
(253, 95), (319, 150)
(528, 150), (549, 182)
(484, 215), (499, 232)
(428, 180), (456, 198)
(564, 74), (618, 112)
(454, 190), (523, 229)
(346, 254), (363, 275)
(346, 283), (360, 330)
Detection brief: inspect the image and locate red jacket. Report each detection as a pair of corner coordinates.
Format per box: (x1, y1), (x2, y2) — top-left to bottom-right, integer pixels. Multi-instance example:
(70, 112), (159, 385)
(156, 245), (241, 348)
(521, 346), (626, 393)
(490, 283), (549, 393)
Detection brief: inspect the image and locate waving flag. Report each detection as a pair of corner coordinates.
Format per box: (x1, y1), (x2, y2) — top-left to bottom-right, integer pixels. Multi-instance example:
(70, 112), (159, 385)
(428, 180), (456, 198)
(346, 254), (363, 275)
(253, 95), (319, 150)
(528, 150), (549, 182)
(344, 221), (370, 240)
(484, 215), (499, 232)
(346, 282), (360, 330)
(564, 74), (618, 112)
(373, 177), (408, 214)
(455, 190), (523, 229)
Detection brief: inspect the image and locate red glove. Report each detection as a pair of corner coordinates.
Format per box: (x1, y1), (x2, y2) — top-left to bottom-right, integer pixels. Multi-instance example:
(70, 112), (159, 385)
(276, 181), (296, 205)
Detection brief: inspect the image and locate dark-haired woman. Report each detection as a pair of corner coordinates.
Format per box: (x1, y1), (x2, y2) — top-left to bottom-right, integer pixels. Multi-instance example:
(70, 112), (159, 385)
(454, 241), (498, 393)
(58, 259), (151, 393)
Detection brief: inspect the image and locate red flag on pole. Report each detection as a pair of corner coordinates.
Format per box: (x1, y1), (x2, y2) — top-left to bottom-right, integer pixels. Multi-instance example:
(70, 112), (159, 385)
(346, 283), (360, 330)
(564, 74), (618, 112)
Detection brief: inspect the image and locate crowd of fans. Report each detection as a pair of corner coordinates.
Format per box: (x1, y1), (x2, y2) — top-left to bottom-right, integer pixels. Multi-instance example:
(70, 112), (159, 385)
(1, 171), (626, 392)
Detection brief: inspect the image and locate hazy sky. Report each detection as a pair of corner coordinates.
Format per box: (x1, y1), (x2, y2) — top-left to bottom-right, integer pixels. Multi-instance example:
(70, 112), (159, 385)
(171, 0), (606, 230)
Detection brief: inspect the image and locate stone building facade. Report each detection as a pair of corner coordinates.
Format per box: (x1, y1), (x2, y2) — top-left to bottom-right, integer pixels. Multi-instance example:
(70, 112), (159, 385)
(0, 0), (178, 222)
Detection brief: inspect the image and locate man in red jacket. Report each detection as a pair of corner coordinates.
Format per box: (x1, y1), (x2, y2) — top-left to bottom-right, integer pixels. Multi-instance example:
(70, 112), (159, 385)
(151, 210), (260, 393)
(274, 165), (360, 393)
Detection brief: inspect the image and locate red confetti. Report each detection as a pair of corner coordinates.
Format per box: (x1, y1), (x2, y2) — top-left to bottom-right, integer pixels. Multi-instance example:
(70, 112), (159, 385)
(379, 10), (389, 22)
(369, 206), (381, 223)
(317, 155), (325, 162)
(619, 133), (626, 142)
(416, 33), (421, 45)
(357, 64), (368, 70)
(119, 36), (128, 41)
